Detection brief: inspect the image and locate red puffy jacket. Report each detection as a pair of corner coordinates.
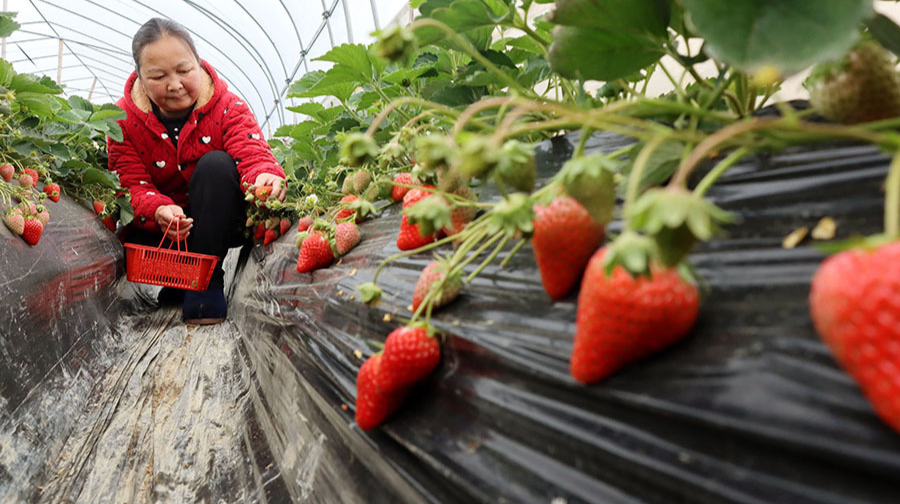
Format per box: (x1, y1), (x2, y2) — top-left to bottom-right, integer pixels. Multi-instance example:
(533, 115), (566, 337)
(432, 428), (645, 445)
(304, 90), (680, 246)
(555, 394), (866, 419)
(107, 60), (285, 232)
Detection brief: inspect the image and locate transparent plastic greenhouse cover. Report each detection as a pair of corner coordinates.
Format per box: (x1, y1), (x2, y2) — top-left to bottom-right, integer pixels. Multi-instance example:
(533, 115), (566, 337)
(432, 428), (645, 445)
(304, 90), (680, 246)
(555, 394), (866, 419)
(1, 0), (410, 132)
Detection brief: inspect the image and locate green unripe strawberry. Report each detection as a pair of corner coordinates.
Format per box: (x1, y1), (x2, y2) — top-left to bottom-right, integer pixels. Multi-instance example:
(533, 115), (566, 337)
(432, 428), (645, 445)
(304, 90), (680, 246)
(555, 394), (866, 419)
(495, 140), (536, 193)
(375, 25), (418, 66)
(807, 41), (900, 124)
(560, 153), (617, 225)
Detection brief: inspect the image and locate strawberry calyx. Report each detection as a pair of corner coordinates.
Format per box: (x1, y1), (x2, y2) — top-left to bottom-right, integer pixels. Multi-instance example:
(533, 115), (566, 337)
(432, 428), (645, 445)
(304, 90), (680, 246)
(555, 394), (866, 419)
(414, 134), (458, 177)
(340, 132), (379, 167)
(357, 282), (383, 305)
(375, 24), (418, 66)
(404, 195), (451, 236)
(814, 233), (897, 255)
(488, 193), (534, 238)
(601, 231), (658, 278)
(455, 134), (500, 179)
(627, 186), (734, 267)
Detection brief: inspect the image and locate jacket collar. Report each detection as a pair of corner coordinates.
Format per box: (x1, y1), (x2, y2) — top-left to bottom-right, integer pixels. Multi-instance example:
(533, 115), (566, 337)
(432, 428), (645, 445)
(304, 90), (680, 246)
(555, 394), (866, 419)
(125, 59), (219, 116)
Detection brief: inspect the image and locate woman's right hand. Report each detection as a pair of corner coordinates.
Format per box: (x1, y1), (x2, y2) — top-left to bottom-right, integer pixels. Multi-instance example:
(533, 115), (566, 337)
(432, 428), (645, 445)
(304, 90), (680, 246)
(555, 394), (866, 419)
(154, 204), (193, 242)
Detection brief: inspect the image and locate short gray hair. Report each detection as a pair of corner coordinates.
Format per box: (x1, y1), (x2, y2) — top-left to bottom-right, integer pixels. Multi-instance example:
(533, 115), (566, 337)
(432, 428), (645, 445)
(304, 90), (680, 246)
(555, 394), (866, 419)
(132, 18), (201, 72)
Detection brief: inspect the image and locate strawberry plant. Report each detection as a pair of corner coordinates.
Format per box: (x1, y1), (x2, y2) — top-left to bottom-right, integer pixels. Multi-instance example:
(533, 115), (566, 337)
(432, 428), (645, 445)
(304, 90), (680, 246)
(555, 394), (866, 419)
(0, 18), (129, 233)
(254, 0), (900, 434)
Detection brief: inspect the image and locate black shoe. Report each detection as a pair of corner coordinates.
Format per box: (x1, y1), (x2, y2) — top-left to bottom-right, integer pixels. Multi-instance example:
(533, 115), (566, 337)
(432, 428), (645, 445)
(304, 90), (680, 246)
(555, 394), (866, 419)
(182, 287), (227, 325)
(157, 287), (185, 306)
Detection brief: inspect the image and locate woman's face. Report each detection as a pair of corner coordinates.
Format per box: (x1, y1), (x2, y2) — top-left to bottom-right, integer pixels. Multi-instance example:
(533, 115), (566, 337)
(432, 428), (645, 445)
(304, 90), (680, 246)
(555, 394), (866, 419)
(138, 35), (202, 117)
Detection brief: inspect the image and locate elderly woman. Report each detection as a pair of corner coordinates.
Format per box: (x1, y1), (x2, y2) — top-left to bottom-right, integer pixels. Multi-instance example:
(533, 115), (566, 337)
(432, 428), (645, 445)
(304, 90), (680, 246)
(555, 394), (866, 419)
(108, 18), (286, 324)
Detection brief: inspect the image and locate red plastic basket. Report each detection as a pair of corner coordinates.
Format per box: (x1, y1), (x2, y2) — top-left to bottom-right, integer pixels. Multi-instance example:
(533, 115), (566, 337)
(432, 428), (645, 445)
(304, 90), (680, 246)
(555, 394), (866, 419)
(124, 217), (219, 291)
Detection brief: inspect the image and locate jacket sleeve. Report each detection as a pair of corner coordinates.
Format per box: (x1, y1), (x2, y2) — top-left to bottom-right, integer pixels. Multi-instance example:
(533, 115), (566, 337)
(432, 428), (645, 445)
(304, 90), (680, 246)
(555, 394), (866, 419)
(220, 97), (285, 187)
(107, 119), (175, 232)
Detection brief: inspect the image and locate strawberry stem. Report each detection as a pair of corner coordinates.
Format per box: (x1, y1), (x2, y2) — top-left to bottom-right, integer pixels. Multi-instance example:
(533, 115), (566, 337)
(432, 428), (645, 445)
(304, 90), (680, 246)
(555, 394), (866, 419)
(451, 231), (503, 278)
(466, 234), (509, 283)
(692, 147), (752, 197)
(499, 238), (527, 268)
(624, 136), (667, 224)
(886, 149), (900, 238)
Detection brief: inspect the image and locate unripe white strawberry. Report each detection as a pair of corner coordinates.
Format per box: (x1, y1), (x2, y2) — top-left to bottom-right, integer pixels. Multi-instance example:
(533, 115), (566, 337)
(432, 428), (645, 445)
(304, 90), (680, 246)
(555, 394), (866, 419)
(807, 41), (900, 124)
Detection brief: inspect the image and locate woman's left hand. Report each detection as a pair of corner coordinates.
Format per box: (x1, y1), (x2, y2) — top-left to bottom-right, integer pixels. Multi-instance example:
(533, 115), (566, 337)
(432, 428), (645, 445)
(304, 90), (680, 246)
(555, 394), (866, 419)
(254, 173), (287, 202)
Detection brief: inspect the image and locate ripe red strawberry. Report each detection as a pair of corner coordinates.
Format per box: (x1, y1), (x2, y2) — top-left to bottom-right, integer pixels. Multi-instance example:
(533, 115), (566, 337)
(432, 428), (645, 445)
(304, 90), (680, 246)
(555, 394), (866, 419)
(101, 215), (116, 232)
(335, 221), (361, 256)
(296, 232), (334, 273)
(43, 183), (60, 202)
(391, 172), (416, 202)
(92, 201), (105, 214)
(571, 247), (699, 383)
(0, 164), (13, 182)
(18, 173), (33, 188)
(297, 216), (313, 232)
(412, 260), (461, 311)
(441, 185), (477, 237)
(402, 185), (435, 208)
(23, 168), (38, 187)
(264, 228), (279, 245)
(22, 217), (43, 245)
(810, 242), (900, 433)
(3, 213), (24, 235)
(255, 185), (272, 202)
(279, 218), (291, 235)
(807, 41), (900, 124)
(532, 195), (605, 300)
(254, 222), (266, 240)
(355, 354), (410, 431)
(336, 195), (358, 221)
(378, 326), (440, 393)
(397, 214), (435, 250)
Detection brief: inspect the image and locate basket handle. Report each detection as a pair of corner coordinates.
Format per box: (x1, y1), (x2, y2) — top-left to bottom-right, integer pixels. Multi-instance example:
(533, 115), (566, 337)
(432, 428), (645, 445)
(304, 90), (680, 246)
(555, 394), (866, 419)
(157, 215), (190, 253)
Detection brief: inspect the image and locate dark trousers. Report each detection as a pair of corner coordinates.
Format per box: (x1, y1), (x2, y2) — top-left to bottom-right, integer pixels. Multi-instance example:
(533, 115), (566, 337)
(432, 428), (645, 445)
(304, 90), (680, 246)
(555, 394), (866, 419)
(125, 150), (248, 288)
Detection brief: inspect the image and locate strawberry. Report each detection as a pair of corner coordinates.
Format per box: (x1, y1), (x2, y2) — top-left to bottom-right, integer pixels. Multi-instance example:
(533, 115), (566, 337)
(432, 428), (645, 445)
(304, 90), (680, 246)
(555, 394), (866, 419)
(532, 195), (605, 299)
(279, 218), (292, 235)
(23, 168), (38, 187)
(264, 228), (279, 245)
(18, 173), (33, 188)
(341, 174), (354, 195)
(92, 201), (105, 214)
(810, 242), (900, 433)
(43, 183), (60, 202)
(3, 213), (24, 235)
(412, 260), (462, 311)
(353, 170), (372, 194)
(0, 164), (13, 182)
(22, 217), (43, 245)
(36, 210), (50, 226)
(355, 354), (410, 431)
(255, 185), (272, 202)
(397, 214), (435, 250)
(807, 41), (900, 124)
(297, 216), (314, 232)
(335, 221), (361, 256)
(402, 185), (435, 208)
(336, 195), (358, 221)
(101, 215), (116, 232)
(441, 185), (476, 237)
(571, 247), (699, 383)
(254, 222), (266, 240)
(296, 232), (334, 273)
(378, 326), (440, 393)
(391, 172), (416, 202)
